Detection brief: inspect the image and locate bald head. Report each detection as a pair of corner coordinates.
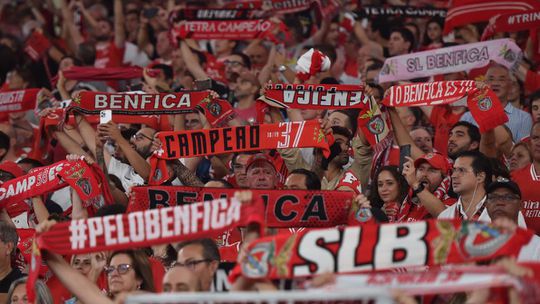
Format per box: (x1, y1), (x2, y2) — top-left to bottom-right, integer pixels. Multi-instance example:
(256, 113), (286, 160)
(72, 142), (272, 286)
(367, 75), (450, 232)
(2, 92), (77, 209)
(162, 266), (201, 292)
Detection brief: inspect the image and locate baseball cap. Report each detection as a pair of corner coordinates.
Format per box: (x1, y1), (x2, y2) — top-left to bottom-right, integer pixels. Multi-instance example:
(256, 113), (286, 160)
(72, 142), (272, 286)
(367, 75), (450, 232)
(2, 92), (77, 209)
(0, 161), (25, 179)
(414, 152), (451, 175)
(245, 153), (276, 173)
(487, 178), (521, 198)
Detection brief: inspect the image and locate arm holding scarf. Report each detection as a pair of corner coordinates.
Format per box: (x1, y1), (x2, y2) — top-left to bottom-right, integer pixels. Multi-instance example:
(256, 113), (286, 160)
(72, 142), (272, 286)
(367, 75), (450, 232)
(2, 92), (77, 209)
(387, 107), (424, 160)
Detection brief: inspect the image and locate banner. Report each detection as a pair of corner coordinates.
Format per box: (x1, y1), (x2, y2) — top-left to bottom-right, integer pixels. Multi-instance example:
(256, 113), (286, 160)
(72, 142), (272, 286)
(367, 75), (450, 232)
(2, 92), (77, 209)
(224, 0), (314, 14)
(262, 83), (369, 109)
(24, 31), (51, 61)
(0, 89), (39, 113)
(171, 19), (273, 40)
(154, 120), (332, 159)
(378, 39), (522, 83)
(175, 8), (264, 20)
(69, 91), (210, 115)
(240, 220), (533, 279)
(382, 81), (508, 132)
(444, 0), (540, 35)
(128, 186), (355, 228)
(358, 5), (446, 18)
(481, 10), (540, 40)
(0, 160), (113, 210)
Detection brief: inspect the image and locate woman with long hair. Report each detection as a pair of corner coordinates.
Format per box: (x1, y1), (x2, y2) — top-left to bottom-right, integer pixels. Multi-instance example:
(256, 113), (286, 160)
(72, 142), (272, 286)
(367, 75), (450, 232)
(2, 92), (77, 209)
(368, 166), (409, 222)
(420, 18), (444, 50)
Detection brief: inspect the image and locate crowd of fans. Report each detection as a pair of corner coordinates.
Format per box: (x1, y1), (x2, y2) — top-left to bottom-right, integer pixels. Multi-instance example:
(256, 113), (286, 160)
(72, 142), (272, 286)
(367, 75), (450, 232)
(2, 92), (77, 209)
(0, 0), (540, 303)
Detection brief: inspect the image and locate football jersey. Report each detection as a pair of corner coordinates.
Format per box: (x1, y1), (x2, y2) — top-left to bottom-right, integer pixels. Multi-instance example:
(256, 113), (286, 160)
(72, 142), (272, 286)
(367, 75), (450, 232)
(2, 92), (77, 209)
(512, 163), (540, 235)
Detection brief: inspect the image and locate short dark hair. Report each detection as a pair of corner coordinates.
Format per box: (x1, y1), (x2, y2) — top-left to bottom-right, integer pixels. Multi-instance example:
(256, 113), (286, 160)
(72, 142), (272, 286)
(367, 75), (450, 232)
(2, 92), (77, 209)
(206, 178), (234, 188)
(390, 27), (415, 52)
(0, 131), (10, 160)
(176, 238), (220, 262)
(451, 121), (481, 146)
(331, 125), (353, 140)
(289, 169), (321, 190)
(153, 64), (173, 81)
(528, 89), (540, 115)
(17, 158), (43, 169)
(93, 203), (126, 217)
(455, 150), (493, 189)
(331, 110), (359, 135)
(0, 221), (17, 259)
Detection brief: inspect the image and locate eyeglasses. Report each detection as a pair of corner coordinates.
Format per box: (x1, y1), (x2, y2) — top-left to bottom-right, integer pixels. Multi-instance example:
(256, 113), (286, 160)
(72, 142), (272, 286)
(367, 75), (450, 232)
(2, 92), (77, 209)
(224, 60), (244, 67)
(132, 133), (154, 142)
(487, 194), (520, 203)
(172, 259), (212, 270)
(451, 167), (474, 176)
(104, 264), (133, 276)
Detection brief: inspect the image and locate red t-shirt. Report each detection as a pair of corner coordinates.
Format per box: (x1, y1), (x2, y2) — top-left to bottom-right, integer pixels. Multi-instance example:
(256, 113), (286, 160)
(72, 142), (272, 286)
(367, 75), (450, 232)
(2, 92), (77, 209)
(429, 106), (463, 157)
(94, 41), (125, 69)
(512, 163), (540, 234)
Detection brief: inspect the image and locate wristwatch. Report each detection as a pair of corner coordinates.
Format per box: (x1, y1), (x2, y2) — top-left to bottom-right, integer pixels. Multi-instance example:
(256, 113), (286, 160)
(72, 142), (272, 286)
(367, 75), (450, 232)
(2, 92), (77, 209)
(278, 65), (287, 73)
(412, 182), (426, 196)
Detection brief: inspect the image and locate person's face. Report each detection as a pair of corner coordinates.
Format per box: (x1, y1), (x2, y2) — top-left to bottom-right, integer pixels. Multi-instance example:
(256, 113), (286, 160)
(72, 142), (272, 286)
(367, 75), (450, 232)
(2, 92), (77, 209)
(451, 156), (482, 195)
(247, 44), (269, 68)
(233, 154), (251, 188)
(72, 254), (92, 276)
(177, 244), (217, 291)
(328, 111), (352, 132)
(357, 46), (371, 70)
(300, 109), (321, 120)
(95, 20), (112, 41)
(427, 22), (442, 42)
(531, 99), (540, 123)
(486, 66), (511, 101)
(415, 162), (444, 193)
(214, 40), (235, 56)
(172, 49), (185, 71)
(410, 128), (433, 154)
(107, 254), (141, 294)
(365, 69), (380, 85)
(448, 126), (477, 159)
(59, 57), (75, 71)
(285, 173), (307, 190)
(130, 128), (155, 158)
(162, 266), (200, 292)
(326, 23), (340, 46)
(332, 134), (351, 166)
(531, 124), (540, 162)
(486, 187), (521, 223)
(125, 13), (139, 33)
(377, 170), (400, 203)
(7, 71), (26, 90)
(185, 113), (203, 130)
(156, 32), (172, 58)
(509, 144), (531, 172)
(224, 54), (247, 81)
(508, 78), (520, 102)
(247, 162), (277, 189)
(234, 78), (257, 99)
(10, 283), (27, 304)
(388, 32), (410, 56)
(396, 107), (415, 129)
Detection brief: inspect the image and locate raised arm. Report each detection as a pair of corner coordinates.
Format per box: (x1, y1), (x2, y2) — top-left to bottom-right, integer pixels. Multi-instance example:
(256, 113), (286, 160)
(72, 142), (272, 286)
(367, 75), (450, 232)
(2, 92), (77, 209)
(113, 0), (126, 49)
(387, 107), (424, 160)
(180, 40), (209, 80)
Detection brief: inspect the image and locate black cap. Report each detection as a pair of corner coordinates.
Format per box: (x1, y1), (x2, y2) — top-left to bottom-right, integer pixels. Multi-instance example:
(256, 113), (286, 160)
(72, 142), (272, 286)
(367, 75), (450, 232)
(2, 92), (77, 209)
(487, 178), (521, 198)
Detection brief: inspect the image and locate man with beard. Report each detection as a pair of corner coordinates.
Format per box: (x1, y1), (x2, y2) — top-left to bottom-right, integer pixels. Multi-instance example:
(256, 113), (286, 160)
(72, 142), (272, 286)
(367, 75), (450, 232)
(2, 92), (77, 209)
(447, 121), (480, 160)
(232, 72), (260, 124)
(321, 127), (362, 195)
(97, 121), (156, 192)
(400, 153), (456, 221)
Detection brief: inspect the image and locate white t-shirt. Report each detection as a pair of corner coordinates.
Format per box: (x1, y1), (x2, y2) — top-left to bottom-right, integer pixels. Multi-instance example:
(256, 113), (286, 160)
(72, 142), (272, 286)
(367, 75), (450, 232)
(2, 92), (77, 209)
(518, 235), (540, 261)
(108, 157), (145, 193)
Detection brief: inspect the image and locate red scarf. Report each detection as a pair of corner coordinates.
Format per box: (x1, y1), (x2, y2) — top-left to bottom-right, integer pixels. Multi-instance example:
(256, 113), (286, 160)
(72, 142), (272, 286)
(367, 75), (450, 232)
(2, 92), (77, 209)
(237, 219), (533, 280)
(154, 120), (332, 159)
(54, 66), (144, 83)
(224, 0), (313, 14)
(382, 81), (508, 133)
(24, 31), (51, 61)
(262, 83), (369, 109)
(0, 89), (39, 113)
(69, 91), (210, 115)
(0, 160), (113, 210)
(128, 186), (355, 228)
(27, 196), (263, 301)
(171, 19), (273, 40)
(482, 10), (540, 40)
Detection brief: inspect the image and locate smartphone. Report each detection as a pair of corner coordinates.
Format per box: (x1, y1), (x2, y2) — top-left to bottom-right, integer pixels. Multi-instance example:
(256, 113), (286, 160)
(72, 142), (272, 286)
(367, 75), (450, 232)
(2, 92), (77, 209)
(100, 110), (112, 124)
(194, 79), (212, 90)
(143, 7), (159, 19)
(399, 144), (411, 173)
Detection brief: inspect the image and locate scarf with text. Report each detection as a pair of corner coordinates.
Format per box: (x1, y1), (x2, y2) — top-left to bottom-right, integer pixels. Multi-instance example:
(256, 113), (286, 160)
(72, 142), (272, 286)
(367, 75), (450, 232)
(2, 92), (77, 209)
(223, 0), (314, 14)
(382, 81), (508, 133)
(358, 5), (446, 18)
(69, 91), (211, 115)
(154, 120), (332, 159)
(262, 83), (369, 109)
(238, 219), (533, 280)
(127, 186), (355, 228)
(0, 89), (39, 113)
(379, 39), (522, 84)
(27, 196), (263, 301)
(481, 10), (540, 41)
(0, 160), (113, 210)
(171, 19), (273, 40)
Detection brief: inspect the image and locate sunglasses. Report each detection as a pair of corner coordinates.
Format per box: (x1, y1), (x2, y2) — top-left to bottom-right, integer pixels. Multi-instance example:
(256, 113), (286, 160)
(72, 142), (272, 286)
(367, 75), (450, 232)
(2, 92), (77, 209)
(104, 264), (133, 276)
